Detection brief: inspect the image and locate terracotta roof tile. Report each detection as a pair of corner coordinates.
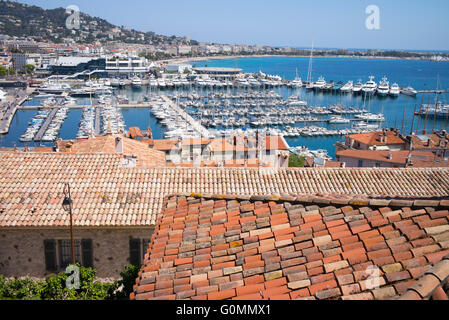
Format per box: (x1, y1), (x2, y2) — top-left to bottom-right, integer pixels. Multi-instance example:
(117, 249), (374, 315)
(0, 151), (448, 228)
(133, 195), (449, 300)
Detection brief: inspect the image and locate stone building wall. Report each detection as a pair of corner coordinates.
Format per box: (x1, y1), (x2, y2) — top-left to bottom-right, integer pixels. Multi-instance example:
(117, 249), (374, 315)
(0, 227), (153, 280)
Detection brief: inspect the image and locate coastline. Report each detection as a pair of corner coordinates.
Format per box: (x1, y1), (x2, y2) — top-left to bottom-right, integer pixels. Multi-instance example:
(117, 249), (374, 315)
(159, 54), (448, 66)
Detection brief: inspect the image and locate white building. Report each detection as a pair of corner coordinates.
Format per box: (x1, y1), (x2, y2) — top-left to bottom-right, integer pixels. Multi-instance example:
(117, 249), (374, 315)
(0, 89), (6, 102)
(177, 45), (192, 55)
(164, 64), (192, 74)
(106, 56), (150, 77)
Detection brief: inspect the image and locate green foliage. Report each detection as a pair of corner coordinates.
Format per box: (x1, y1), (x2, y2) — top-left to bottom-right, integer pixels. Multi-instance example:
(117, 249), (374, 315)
(0, 275), (43, 300)
(0, 264), (125, 300)
(289, 153), (306, 168)
(0, 66), (7, 77)
(24, 64), (35, 75)
(108, 264), (140, 300)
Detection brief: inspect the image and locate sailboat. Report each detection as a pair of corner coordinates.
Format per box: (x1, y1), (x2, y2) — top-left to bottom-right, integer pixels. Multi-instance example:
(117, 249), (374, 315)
(306, 43), (314, 90)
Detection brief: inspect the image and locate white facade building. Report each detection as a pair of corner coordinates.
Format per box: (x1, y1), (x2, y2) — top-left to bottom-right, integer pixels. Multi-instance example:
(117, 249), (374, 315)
(106, 56), (149, 77)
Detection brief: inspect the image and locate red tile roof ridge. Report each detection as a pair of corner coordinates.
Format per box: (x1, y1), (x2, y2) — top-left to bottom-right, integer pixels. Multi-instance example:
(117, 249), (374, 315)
(169, 192), (449, 209)
(397, 253), (449, 300)
(132, 194), (449, 300)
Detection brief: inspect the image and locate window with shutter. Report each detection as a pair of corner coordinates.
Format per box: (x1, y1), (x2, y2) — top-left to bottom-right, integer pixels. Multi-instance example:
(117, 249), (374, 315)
(81, 239), (93, 268)
(44, 239), (57, 271)
(58, 240), (81, 270)
(129, 238), (141, 266)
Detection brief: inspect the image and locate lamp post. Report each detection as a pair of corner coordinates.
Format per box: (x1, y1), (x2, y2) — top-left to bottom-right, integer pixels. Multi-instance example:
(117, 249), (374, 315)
(62, 183), (75, 265)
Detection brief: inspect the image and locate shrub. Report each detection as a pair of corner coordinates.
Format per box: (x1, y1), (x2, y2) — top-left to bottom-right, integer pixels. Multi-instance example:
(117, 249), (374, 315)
(289, 153), (306, 167)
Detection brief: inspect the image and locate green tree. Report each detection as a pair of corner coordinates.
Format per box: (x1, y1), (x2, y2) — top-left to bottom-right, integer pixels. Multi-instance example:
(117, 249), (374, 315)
(0, 66), (7, 77)
(108, 264), (140, 300)
(289, 153), (305, 168)
(24, 64), (35, 75)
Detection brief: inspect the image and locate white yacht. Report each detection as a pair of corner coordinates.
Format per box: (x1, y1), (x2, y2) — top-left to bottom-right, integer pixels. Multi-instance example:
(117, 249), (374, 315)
(131, 76), (142, 89)
(149, 76), (158, 88)
(110, 78), (120, 87)
(401, 86), (418, 96)
(377, 76), (390, 96)
(313, 76), (326, 90)
(355, 112), (385, 122)
(39, 81), (72, 94)
(290, 68), (303, 88)
(329, 116), (350, 124)
(389, 83), (400, 97)
(340, 81), (354, 93)
(352, 79), (363, 94)
(0, 89), (6, 102)
(362, 76), (377, 95)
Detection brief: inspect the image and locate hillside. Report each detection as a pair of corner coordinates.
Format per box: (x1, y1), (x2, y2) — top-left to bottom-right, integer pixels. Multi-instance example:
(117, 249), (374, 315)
(0, 0), (193, 45)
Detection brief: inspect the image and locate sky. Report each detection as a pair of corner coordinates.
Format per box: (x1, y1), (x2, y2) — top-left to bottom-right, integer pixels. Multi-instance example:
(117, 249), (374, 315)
(14, 0), (449, 51)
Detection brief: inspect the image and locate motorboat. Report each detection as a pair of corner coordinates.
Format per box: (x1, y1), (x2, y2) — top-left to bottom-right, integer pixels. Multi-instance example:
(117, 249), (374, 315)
(132, 76), (142, 89)
(340, 81), (354, 93)
(352, 79), (363, 94)
(401, 86), (418, 96)
(377, 76), (390, 96)
(389, 83), (400, 97)
(313, 76), (326, 90)
(362, 76), (377, 95)
(355, 112), (385, 122)
(328, 116), (350, 124)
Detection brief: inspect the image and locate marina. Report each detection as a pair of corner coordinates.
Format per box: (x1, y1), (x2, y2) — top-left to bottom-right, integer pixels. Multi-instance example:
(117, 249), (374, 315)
(1, 56), (448, 158)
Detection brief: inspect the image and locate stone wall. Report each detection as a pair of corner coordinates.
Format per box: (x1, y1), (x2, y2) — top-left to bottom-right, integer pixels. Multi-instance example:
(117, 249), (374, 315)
(0, 227), (153, 280)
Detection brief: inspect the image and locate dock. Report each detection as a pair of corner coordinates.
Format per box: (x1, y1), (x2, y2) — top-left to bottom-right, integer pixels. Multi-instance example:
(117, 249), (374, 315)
(160, 95), (211, 138)
(95, 107), (101, 135)
(19, 102), (153, 110)
(33, 107), (58, 142)
(0, 88), (35, 134)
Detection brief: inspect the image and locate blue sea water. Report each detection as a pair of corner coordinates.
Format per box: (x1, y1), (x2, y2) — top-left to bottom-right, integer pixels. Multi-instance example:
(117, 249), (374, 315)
(193, 56), (449, 157)
(1, 56), (448, 158)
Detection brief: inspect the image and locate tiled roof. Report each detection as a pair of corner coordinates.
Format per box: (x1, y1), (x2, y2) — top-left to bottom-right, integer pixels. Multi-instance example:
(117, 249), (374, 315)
(131, 194), (449, 300)
(336, 150), (449, 167)
(57, 135), (166, 168)
(152, 139), (180, 151)
(398, 252), (449, 300)
(408, 133), (449, 151)
(0, 152), (449, 227)
(349, 130), (406, 146)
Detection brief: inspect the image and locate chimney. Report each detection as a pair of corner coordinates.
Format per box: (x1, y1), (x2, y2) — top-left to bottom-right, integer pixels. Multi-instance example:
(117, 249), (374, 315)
(422, 129), (427, 135)
(406, 153), (413, 166)
(426, 139), (431, 147)
(387, 153), (393, 160)
(115, 137), (124, 153)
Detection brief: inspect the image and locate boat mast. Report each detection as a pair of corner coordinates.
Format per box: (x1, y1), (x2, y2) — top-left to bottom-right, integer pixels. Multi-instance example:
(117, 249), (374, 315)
(306, 42), (314, 84)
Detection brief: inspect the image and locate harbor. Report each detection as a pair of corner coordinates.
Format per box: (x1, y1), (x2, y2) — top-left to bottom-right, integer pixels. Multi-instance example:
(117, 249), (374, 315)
(1, 56), (448, 159)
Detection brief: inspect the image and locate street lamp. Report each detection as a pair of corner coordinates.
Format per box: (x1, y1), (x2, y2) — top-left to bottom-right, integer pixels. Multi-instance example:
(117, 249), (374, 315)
(62, 183), (75, 265)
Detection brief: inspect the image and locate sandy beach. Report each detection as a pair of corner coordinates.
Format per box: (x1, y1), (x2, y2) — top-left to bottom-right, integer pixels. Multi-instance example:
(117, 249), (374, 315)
(158, 54), (445, 66)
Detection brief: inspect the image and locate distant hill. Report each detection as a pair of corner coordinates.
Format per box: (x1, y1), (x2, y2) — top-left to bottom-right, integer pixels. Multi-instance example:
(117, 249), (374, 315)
(0, 1), (194, 45)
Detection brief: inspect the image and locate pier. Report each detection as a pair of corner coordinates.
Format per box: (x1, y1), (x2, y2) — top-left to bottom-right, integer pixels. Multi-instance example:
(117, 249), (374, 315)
(0, 88), (35, 134)
(33, 107), (58, 142)
(19, 102), (153, 110)
(160, 95), (211, 138)
(95, 107), (101, 135)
